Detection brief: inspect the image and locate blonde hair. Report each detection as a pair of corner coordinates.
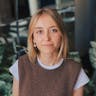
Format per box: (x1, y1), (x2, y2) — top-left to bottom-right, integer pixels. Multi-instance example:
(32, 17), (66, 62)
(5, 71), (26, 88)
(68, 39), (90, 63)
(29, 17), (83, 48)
(27, 8), (68, 63)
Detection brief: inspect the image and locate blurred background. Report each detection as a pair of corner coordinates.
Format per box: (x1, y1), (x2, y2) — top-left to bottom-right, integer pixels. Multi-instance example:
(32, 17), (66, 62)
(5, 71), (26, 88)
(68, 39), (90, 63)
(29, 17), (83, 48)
(0, 0), (96, 96)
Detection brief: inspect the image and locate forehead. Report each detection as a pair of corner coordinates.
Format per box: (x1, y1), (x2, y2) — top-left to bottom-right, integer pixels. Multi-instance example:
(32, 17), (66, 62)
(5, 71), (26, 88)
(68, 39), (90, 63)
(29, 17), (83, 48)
(34, 14), (58, 28)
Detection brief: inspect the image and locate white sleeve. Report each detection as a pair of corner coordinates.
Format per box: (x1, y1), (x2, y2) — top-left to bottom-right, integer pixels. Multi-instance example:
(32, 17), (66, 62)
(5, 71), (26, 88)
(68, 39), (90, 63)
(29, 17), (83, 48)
(9, 60), (19, 80)
(74, 68), (90, 90)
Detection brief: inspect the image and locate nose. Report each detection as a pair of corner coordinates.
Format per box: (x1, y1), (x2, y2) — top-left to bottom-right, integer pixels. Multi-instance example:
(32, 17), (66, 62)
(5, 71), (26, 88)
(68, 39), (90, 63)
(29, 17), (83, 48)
(44, 31), (50, 41)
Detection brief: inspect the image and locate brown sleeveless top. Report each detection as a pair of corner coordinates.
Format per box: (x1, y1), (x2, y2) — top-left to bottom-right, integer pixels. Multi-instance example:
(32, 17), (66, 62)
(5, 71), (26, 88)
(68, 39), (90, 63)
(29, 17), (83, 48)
(18, 54), (81, 96)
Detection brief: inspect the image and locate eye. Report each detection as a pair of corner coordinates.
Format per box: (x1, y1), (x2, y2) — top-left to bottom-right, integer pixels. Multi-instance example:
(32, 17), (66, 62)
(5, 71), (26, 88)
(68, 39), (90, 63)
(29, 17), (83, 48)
(50, 28), (58, 33)
(35, 30), (43, 34)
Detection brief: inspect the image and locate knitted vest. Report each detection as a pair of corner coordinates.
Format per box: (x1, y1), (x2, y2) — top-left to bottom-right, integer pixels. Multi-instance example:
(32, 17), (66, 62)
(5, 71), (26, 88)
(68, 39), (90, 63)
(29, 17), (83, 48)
(18, 54), (81, 96)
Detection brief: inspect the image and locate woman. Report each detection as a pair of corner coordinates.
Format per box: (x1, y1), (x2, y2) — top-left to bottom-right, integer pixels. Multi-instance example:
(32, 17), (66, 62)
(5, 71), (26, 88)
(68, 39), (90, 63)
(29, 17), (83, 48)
(9, 8), (89, 96)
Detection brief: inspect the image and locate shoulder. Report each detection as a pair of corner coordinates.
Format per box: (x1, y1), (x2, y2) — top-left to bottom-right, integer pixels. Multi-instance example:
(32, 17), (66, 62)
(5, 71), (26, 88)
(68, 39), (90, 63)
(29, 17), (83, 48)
(9, 60), (18, 70)
(18, 54), (33, 70)
(64, 58), (82, 67)
(9, 60), (19, 80)
(63, 58), (82, 75)
(18, 54), (28, 69)
(18, 54), (30, 64)
(19, 54), (28, 60)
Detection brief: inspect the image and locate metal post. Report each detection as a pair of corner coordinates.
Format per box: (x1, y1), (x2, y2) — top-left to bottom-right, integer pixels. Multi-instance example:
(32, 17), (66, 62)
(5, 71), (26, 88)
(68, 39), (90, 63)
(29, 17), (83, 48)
(16, 0), (20, 44)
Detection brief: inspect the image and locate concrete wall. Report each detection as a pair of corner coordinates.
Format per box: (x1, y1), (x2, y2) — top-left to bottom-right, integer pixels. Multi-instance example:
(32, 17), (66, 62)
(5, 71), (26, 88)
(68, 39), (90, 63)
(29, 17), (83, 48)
(75, 0), (95, 56)
(0, 0), (12, 23)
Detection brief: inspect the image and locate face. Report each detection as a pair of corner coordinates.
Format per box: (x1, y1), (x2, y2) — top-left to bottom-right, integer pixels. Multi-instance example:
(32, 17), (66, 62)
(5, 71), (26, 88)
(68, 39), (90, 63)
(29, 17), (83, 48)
(33, 14), (62, 55)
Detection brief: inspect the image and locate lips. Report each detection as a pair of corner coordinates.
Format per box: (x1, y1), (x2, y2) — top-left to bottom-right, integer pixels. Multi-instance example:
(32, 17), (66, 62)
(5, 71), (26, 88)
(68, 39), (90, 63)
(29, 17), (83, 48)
(43, 44), (53, 46)
(42, 43), (53, 46)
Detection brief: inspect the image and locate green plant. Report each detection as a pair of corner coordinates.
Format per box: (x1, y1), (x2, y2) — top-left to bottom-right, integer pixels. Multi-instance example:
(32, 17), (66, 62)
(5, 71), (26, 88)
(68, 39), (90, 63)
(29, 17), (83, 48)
(0, 43), (14, 96)
(0, 73), (12, 96)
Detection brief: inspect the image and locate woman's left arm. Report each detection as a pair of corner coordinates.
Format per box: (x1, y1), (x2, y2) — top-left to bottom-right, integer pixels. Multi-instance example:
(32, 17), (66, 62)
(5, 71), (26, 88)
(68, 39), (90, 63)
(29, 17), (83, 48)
(73, 86), (84, 96)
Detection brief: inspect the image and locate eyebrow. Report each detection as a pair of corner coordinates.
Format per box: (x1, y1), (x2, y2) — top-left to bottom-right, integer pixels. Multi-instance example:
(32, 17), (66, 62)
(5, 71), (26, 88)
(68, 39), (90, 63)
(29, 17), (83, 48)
(49, 26), (58, 28)
(34, 26), (58, 29)
(34, 27), (43, 29)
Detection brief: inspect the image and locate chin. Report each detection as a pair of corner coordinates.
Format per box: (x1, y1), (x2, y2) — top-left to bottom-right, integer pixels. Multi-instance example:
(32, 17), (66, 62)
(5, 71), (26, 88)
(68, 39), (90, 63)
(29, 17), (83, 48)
(42, 49), (57, 54)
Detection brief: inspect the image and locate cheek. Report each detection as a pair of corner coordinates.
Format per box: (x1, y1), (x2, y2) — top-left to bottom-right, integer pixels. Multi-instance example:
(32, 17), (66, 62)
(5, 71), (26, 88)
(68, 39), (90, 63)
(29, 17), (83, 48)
(54, 36), (62, 47)
(55, 34), (62, 42)
(34, 37), (42, 47)
(33, 34), (40, 43)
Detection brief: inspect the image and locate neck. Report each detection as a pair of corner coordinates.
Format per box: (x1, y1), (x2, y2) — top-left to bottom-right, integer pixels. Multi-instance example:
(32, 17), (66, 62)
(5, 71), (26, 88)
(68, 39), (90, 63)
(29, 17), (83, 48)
(38, 52), (61, 66)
